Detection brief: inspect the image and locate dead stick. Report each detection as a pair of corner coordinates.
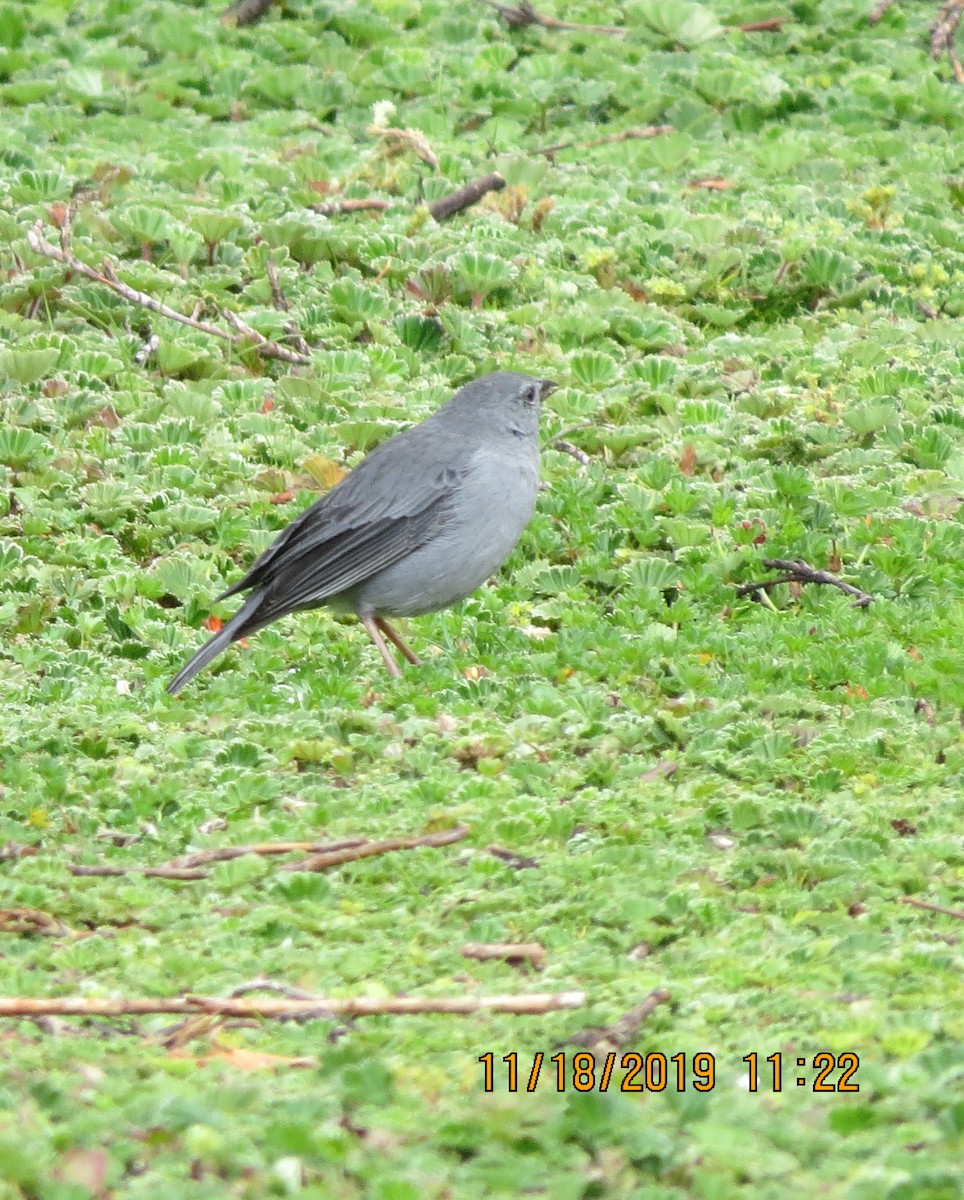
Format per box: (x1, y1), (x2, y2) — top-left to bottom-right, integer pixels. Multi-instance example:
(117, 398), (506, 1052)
(868, 0), (895, 22)
(729, 17), (790, 31)
(736, 558), (873, 608)
(26, 222), (310, 365)
(479, 0), (625, 34)
(264, 257), (289, 311)
(68, 865), (209, 880)
(931, 0), (964, 65)
(482, 1), (787, 36)
(169, 837), (368, 869)
(282, 825), (469, 872)
(309, 199), (390, 216)
(562, 988), (672, 1049)
(221, 0), (276, 25)
(534, 124), (672, 157)
(462, 942), (546, 966)
(551, 439), (591, 466)
(0, 992), (586, 1019)
(901, 896), (964, 921)
(428, 174), (506, 222)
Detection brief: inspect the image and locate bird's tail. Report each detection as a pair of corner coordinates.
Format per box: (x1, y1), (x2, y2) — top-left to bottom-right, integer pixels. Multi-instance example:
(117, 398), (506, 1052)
(166, 590), (267, 695)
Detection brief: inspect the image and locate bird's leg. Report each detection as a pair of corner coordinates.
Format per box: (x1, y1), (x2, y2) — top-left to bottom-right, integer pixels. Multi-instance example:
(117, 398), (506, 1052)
(360, 614), (403, 678)
(375, 617), (422, 666)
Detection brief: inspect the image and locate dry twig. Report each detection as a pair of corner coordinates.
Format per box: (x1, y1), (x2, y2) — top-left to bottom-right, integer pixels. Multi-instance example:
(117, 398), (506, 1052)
(67, 864), (209, 880)
(371, 126), (440, 172)
(0, 991), (586, 1020)
(481, 0), (788, 36)
(551, 439), (591, 466)
(901, 896), (964, 921)
(487, 845), (539, 870)
(731, 16), (790, 31)
(868, 0), (895, 22)
(169, 836), (368, 870)
(309, 198), (391, 216)
(561, 989), (672, 1051)
(281, 825), (469, 872)
(428, 173), (507, 222)
(736, 558), (874, 608)
(462, 942), (546, 967)
(66, 829), (468, 880)
(479, 0), (625, 33)
(533, 124), (672, 157)
(221, 0), (276, 25)
(0, 908), (77, 938)
(26, 220), (310, 365)
(931, 0), (964, 80)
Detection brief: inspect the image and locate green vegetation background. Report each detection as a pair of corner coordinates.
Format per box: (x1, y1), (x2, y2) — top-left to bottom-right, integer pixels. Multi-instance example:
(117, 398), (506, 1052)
(1, 0), (963, 1194)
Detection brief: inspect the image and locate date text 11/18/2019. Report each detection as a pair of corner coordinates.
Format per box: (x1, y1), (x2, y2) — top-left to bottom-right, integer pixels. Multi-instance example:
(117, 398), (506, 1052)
(479, 1051), (860, 1094)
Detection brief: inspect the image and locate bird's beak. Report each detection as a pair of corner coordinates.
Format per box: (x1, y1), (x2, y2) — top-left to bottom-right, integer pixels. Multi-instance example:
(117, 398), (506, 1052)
(539, 379), (558, 400)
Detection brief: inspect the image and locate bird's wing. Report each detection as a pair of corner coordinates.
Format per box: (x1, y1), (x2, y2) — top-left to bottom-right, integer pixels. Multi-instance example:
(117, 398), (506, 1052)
(217, 424), (472, 608)
(251, 497), (453, 623)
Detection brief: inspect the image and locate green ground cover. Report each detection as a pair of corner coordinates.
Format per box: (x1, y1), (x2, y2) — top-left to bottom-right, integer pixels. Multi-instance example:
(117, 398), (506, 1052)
(1, 0), (963, 1194)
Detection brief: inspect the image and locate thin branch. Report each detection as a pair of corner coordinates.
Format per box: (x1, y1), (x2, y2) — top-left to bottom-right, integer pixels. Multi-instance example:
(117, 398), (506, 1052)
(533, 124), (672, 157)
(551, 439), (591, 465)
(68, 864), (209, 880)
(169, 836), (368, 870)
(428, 173), (506, 222)
(371, 126), (440, 172)
(0, 991), (586, 1020)
(462, 942), (546, 967)
(26, 221), (310, 365)
(264, 257), (289, 311)
(479, 0), (625, 34)
(487, 845), (539, 869)
(0, 908), (77, 938)
(481, 0), (788, 36)
(221, 0), (276, 25)
(309, 198), (391, 216)
(730, 16), (790, 31)
(931, 0), (964, 82)
(868, 0), (895, 22)
(560, 989), (672, 1050)
(66, 829), (467, 880)
(901, 896), (964, 921)
(281, 825), (469, 872)
(736, 558), (874, 608)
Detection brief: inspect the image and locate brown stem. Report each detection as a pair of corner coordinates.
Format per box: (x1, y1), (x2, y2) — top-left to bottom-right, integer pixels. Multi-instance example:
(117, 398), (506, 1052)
(428, 173), (506, 222)
(221, 0), (276, 25)
(0, 991), (586, 1019)
(169, 837), (368, 870)
(309, 199), (391, 216)
(868, 0), (895, 23)
(281, 825), (469, 872)
(901, 896), (964, 921)
(728, 17), (790, 31)
(462, 942), (546, 966)
(551, 439), (591, 465)
(736, 558), (874, 608)
(26, 221), (310, 365)
(931, 0), (964, 81)
(562, 988), (672, 1049)
(533, 125), (672, 157)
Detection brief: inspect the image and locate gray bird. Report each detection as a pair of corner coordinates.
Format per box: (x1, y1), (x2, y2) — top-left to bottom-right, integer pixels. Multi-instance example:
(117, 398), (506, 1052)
(167, 370), (556, 693)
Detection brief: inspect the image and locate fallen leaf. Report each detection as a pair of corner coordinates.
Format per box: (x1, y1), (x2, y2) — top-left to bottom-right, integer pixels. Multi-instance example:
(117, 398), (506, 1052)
(303, 455), (348, 489)
(203, 615), (223, 633)
(679, 443), (697, 476)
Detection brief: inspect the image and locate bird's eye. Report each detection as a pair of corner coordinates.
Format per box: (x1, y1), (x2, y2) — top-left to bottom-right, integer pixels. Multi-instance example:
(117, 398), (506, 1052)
(524, 382), (542, 405)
